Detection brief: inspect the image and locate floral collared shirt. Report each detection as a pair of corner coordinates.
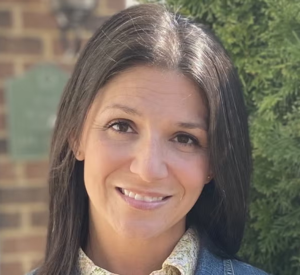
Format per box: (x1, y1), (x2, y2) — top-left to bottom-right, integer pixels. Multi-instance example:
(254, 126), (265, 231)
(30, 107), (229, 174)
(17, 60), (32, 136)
(78, 228), (199, 275)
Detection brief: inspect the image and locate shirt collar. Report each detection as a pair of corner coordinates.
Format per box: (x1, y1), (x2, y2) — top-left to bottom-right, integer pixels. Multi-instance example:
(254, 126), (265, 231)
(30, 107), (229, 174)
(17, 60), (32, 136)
(78, 228), (199, 275)
(162, 228), (199, 275)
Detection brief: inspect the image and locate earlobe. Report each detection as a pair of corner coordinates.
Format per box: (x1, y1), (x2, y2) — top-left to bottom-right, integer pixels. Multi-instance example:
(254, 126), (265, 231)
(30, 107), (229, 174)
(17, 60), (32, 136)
(206, 174), (213, 184)
(68, 138), (85, 161)
(75, 150), (84, 161)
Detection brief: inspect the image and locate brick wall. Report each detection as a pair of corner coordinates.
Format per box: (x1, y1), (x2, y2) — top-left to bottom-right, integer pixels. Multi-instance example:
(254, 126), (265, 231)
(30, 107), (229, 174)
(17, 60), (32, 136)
(0, 0), (125, 274)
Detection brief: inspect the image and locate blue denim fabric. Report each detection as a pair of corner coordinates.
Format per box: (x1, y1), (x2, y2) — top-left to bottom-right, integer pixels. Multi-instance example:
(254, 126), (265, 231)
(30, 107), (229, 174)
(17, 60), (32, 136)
(195, 247), (270, 275)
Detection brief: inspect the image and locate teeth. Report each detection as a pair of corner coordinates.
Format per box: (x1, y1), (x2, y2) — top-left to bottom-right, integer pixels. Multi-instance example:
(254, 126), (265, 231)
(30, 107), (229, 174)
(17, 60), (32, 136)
(121, 188), (165, 202)
(128, 192), (135, 198)
(144, 196), (153, 202)
(153, 197), (163, 201)
(134, 194), (144, 201)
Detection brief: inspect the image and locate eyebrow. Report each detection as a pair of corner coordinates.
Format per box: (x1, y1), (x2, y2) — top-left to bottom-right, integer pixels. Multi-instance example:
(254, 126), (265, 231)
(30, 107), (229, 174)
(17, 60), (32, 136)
(102, 104), (142, 116)
(176, 122), (207, 131)
(102, 104), (207, 131)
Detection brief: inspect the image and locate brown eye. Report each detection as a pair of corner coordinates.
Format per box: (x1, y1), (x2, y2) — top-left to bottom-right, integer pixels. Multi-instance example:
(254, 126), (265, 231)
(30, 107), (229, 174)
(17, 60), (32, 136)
(109, 121), (134, 133)
(174, 134), (199, 146)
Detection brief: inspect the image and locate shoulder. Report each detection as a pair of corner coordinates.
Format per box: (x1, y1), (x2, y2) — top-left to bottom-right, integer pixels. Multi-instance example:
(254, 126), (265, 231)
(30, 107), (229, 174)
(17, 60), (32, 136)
(228, 259), (270, 275)
(195, 247), (271, 275)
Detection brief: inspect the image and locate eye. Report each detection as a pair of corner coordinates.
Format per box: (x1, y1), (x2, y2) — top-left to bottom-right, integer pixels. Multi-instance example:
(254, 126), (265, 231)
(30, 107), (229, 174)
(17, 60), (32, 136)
(173, 134), (199, 146)
(108, 120), (134, 133)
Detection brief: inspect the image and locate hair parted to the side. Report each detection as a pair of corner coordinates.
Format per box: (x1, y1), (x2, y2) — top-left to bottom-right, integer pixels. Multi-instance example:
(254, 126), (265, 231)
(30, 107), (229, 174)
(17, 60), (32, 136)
(38, 4), (252, 275)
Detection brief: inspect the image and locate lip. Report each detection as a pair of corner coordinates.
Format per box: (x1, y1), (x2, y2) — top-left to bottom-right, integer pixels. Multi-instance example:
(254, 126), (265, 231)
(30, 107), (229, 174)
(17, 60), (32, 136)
(117, 187), (169, 198)
(116, 188), (171, 210)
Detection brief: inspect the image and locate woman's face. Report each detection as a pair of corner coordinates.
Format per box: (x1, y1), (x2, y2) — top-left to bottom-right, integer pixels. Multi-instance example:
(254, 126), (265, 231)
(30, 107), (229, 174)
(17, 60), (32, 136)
(77, 66), (210, 240)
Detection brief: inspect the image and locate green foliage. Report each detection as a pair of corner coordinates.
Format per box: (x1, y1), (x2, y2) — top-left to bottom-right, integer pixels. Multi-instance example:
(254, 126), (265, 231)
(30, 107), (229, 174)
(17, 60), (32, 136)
(141, 0), (300, 274)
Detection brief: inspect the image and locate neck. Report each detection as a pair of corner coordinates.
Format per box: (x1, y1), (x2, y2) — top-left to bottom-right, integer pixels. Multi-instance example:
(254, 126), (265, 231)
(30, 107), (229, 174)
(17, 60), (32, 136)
(85, 218), (185, 275)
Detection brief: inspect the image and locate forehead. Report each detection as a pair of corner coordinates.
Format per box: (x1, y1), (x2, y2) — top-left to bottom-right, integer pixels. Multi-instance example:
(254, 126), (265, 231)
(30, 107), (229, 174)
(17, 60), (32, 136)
(94, 66), (208, 121)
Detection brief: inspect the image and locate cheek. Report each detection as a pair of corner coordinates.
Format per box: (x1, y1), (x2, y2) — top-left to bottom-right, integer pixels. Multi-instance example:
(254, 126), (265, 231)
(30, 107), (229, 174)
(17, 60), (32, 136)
(83, 137), (133, 212)
(170, 154), (209, 211)
(170, 152), (209, 190)
(169, 154), (209, 219)
(83, 135), (132, 186)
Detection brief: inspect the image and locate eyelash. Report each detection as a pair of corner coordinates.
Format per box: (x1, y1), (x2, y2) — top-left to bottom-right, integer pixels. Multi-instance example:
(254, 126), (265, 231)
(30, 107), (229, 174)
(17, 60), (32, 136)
(106, 120), (200, 147)
(174, 134), (200, 147)
(106, 120), (134, 134)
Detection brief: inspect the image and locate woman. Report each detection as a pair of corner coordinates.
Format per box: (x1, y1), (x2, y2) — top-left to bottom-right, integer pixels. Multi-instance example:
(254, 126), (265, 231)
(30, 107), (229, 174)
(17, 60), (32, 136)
(28, 3), (270, 275)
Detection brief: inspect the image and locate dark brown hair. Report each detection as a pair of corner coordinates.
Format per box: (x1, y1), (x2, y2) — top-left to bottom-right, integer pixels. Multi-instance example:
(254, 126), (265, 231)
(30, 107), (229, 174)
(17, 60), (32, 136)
(38, 4), (251, 275)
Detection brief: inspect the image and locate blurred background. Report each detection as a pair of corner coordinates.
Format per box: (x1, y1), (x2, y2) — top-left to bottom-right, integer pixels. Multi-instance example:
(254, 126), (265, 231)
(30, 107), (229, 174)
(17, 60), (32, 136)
(0, 0), (137, 274)
(0, 0), (299, 275)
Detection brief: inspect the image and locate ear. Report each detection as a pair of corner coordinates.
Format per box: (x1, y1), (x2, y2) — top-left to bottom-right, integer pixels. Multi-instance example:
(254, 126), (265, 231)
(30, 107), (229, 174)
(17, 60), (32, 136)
(206, 169), (214, 184)
(205, 175), (211, 184)
(75, 150), (84, 161)
(68, 137), (85, 161)
(205, 160), (213, 184)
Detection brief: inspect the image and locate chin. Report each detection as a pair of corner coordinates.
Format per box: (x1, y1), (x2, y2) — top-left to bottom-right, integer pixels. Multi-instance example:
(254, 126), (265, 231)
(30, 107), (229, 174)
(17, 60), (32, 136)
(112, 219), (167, 240)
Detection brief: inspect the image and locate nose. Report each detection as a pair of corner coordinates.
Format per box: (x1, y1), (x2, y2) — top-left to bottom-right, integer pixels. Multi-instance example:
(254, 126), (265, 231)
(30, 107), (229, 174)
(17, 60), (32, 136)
(130, 138), (168, 182)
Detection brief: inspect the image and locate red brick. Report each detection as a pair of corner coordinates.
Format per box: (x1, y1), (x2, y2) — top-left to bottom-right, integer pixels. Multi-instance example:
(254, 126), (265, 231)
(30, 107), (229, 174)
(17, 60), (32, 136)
(53, 39), (64, 56)
(0, 139), (8, 154)
(30, 259), (42, 272)
(0, 186), (48, 204)
(0, 0), (42, 3)
(0, 62), (14, 78)
(31, 210), (48, 227)
(0, 10), (12, 28)
(84, 15), (110, 31)
(2, 235), (46, 253)
(24, 160), (49, 179)
(0, 36), (42, 55)
(0, 113), (6, 131)
(0, 262), (23, 275)
(0, 212), (21, 229)
(0, 162), (16, 181)
(107, 0), (125, 11)
(53, 38), (90, 56)
(23, 11), (58, 29)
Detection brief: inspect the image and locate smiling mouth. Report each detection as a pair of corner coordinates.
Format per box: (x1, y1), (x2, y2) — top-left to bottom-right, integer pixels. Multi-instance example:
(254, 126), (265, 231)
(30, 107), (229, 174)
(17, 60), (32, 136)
(117, 188), (169, 202)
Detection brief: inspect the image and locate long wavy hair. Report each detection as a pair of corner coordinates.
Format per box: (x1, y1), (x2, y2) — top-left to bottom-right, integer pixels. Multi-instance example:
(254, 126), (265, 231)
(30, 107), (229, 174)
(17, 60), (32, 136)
(37, 4), (252, 275)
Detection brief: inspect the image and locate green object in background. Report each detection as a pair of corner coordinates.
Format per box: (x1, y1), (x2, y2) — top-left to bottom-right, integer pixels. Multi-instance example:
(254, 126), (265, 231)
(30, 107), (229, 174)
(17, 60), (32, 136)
(142, 1), (300, 275)
(5, 63), (69, 160)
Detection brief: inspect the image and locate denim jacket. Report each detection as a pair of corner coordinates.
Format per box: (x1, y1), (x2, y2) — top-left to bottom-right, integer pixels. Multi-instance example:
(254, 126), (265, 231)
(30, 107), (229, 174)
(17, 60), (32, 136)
(27, 247), (270, 275)
(195, 247), (270, 275)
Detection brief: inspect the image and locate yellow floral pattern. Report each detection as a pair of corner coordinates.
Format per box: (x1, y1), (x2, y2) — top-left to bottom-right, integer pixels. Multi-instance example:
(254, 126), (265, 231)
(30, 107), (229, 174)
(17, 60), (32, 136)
(78, 228), (199, 275)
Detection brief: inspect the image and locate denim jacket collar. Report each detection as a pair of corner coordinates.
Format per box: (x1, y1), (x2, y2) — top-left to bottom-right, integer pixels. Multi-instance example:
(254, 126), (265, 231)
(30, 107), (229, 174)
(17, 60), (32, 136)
(195, 246), (269, 275)
(195, 246), (224, 275)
